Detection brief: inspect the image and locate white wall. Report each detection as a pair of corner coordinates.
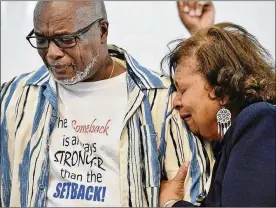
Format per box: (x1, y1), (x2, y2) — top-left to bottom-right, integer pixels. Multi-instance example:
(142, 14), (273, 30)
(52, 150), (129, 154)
(1, 1), (275, 83)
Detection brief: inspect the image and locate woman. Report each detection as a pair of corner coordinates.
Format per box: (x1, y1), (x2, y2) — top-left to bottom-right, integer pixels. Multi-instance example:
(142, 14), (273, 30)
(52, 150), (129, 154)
(160, 22), (276, 207)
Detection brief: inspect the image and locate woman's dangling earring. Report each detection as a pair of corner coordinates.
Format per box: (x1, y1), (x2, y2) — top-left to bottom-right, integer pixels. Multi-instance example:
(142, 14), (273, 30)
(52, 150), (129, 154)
(216, 106), (231, 137)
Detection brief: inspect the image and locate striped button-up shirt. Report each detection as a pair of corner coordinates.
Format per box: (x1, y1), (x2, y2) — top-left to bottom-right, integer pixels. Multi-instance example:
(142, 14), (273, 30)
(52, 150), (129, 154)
(1, 45), (214, 207)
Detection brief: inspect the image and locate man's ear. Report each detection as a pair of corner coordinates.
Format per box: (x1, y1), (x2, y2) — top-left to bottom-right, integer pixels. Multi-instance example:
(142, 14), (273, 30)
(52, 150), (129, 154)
(100, 20), (109, 43)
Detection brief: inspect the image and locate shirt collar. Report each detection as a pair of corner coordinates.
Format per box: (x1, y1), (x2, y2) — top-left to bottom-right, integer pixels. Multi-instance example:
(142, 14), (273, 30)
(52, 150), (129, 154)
(24, 44), (168, 90)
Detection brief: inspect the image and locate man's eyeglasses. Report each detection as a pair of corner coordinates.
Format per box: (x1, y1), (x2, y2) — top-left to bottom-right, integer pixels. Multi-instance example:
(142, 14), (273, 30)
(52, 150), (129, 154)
(26, 18), (104, 50)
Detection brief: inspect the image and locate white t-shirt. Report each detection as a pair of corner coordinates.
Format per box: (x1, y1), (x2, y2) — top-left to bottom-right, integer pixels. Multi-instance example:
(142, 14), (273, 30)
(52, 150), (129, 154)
(46, 69), (127, 207)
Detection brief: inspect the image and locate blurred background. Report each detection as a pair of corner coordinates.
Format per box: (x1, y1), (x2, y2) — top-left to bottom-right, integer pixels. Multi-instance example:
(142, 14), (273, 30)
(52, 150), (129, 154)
(1, 1), (275, 82)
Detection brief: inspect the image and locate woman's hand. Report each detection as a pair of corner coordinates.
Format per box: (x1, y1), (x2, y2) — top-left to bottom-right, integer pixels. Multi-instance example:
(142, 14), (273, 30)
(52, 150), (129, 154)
(160, 161), (190, 207)
(177, 1), (215, 35)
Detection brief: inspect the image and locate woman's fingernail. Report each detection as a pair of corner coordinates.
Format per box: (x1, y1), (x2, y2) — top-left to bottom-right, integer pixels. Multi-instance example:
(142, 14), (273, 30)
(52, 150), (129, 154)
(189, 10), (195, 16)
(183, 6), (189, 12)
(195, 9), (201, 16)
(184, 162), (190, 168)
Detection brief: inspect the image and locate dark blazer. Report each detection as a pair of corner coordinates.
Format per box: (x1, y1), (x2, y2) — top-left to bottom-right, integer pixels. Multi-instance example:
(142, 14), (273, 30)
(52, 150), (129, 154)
(174, 102), (276, 207)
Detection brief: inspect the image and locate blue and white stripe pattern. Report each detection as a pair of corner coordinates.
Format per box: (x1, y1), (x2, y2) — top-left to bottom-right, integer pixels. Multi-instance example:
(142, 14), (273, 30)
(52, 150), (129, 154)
(0, 45), (214, 207)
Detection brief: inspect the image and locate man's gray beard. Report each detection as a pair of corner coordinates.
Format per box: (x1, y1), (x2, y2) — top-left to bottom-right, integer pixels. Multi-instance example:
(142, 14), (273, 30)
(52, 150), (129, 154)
(51, 62), (92, 85)
(49, 54), (99, 85)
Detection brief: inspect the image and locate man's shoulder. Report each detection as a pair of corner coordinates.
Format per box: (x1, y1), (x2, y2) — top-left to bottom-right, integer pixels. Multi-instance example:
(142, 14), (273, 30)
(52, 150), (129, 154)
(2, 65), (49, 86)
(146, 74), (178, 116)
(150, 72), (172, 89)
(109, 44), (172, 90)
(147, 74), (173, 96)
(1, 66), (49, 99)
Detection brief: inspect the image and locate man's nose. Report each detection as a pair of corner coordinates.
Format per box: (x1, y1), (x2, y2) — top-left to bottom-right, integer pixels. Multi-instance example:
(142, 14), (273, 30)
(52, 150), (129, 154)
(173, 92), (183, 110)
(46, 41), (64, 61)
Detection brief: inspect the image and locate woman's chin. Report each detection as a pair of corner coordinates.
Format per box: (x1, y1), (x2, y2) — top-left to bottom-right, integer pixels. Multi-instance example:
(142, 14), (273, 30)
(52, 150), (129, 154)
(188, 126), (220, 141)
(188, 126), (200, 136)
(201, 133), (222, 141)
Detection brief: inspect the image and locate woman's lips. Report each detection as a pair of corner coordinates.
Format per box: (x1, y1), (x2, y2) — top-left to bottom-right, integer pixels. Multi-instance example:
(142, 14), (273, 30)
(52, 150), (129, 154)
(180, 113), (192, 121)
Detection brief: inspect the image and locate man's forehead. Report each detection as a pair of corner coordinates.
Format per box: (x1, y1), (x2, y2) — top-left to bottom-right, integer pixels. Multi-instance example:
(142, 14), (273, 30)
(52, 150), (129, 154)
(75, 5), (100, 26)
(34, 2), (74, 23)
(34, 1), (98, 25)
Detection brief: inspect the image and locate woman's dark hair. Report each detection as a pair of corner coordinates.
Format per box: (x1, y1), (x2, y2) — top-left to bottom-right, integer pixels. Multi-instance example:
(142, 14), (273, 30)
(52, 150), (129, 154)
(162, 22), (276, 110)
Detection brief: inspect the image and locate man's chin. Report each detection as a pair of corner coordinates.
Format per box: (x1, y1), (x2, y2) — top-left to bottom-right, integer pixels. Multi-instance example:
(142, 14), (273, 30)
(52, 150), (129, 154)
(53, 74), (73, 80)
(49, 69), (74, 80)
(50, 72), (76, 85)
(48, 63), (92, 85)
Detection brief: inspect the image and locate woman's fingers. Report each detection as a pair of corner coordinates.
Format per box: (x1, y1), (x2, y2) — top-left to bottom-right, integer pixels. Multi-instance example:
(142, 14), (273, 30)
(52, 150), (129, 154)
(172, 161), (190, 184)
(178, 1), (212, 16)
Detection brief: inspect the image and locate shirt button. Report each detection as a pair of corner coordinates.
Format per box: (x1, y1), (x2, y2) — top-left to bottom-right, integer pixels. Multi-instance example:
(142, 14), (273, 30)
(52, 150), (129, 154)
(39, 184), (44, 190)
(50, 116), (55, 122)
(196, 191), (206, 202)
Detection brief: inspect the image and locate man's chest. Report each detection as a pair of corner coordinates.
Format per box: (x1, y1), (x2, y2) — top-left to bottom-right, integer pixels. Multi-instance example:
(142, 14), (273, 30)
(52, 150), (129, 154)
(46, 89), (127, 206)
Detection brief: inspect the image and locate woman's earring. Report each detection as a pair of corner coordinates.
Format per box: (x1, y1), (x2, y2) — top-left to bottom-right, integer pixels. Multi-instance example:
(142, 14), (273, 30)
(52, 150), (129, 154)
(216, 107), (231, 137)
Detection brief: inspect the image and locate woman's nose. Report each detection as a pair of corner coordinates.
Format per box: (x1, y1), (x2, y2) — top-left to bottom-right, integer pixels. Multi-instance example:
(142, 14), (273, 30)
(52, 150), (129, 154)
(173, 92), (183, 110)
